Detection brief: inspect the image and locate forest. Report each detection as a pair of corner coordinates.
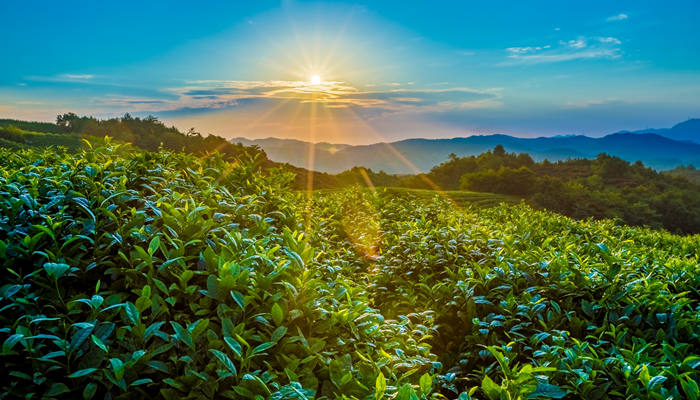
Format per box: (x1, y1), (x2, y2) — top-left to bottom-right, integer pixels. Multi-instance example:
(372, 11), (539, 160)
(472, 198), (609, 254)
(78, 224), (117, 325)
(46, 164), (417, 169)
(399, 146), (700, 234)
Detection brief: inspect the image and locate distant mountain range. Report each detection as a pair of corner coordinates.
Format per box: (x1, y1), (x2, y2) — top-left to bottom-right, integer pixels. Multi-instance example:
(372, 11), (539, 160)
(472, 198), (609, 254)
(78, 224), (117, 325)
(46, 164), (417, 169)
(232, 119), (700, 174)
(621, 119), (700, 143)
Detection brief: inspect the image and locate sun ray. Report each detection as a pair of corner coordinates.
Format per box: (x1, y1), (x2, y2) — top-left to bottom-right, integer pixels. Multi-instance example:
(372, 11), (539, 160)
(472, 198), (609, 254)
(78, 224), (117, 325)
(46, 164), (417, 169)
(342, 106), (466, 212)
(304, 99), (318, 230)
(240, 98), (293, 132)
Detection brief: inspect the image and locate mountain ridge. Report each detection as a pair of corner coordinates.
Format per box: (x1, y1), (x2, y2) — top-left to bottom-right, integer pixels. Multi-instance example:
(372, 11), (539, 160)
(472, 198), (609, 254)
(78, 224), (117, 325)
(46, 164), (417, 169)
(232, 121), (700, 174)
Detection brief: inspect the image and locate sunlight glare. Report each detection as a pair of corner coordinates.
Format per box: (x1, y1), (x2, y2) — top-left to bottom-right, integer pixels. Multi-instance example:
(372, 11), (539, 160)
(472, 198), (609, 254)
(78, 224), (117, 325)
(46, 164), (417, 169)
(310, 75), (321, 85)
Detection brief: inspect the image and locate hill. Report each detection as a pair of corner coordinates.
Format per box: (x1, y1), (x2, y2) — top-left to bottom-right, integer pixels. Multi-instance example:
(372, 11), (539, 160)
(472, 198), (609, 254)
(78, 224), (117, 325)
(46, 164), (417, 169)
(1, 144), (699, 399)
(233, 126), (700, 174)
(624, 118), (700, 143)
(665, 165), (700, 184)
(400, 147), (700, 233)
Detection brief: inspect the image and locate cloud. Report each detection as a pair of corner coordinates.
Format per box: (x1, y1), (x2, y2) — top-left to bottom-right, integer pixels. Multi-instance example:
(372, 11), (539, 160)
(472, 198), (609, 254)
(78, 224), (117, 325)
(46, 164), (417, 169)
(563, 37), (587, 49)
(563, 98), (620, 108)
(59, 74), (95, 80)
(506, 45), (551, 55)
(597, 36), (621, 45)
(607, 13), (628, 21)
(25, 73), (97, 83)
(90, 81), (502, 118)
(501, 35), (621, 65)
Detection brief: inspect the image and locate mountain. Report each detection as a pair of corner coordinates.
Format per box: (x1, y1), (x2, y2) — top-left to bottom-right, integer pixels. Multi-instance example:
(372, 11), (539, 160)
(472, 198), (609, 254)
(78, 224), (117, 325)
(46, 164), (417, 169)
(232, 131), (700, 174)
(624, 118), (700, 143)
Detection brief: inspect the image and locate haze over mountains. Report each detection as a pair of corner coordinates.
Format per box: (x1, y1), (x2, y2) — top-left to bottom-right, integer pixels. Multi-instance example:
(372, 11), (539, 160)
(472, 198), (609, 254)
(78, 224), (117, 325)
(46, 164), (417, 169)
(232, 119), (700, 174)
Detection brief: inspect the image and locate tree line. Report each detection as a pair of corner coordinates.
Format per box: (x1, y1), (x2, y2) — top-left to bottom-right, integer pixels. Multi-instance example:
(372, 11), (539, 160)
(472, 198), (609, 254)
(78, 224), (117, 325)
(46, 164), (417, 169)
(397, 145), (700, 233)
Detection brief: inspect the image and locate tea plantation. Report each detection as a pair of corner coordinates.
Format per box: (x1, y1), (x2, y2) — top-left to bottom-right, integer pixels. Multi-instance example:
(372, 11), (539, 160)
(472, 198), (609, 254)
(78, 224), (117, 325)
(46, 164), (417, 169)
(1, 143), (699, 399)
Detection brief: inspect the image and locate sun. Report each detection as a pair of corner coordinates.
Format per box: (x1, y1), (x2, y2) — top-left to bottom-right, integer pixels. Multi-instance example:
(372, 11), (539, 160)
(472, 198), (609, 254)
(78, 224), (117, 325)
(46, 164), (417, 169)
(310, 75), (321, 85)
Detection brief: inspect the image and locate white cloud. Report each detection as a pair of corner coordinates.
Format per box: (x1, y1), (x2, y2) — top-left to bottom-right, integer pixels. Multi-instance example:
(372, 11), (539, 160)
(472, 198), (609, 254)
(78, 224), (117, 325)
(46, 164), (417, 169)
(607, 13), (628, 21)
(26, 73), (96, 82)
(505, 49), (620, 64)
(59, 74), (95, 80)
(598, 36), (621, 45)
(506, 45), (551, 55)
(563, 38), (587, 49)
(502, 35), (621, 65)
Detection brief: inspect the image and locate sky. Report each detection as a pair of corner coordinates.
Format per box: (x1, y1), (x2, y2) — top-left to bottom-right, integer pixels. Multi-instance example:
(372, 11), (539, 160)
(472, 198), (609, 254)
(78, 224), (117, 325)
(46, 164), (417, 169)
(1, 0), (699, 144)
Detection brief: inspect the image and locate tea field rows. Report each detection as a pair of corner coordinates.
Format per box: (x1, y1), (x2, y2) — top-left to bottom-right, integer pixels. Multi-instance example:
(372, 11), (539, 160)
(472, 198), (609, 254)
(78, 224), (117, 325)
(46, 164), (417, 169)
(1, 144), (699, 399)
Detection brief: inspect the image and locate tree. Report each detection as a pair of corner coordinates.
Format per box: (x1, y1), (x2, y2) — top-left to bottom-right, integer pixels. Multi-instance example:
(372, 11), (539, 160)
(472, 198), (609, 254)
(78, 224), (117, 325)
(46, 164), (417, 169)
(56, 112), (79, 132)
(493, 144), (506, 157)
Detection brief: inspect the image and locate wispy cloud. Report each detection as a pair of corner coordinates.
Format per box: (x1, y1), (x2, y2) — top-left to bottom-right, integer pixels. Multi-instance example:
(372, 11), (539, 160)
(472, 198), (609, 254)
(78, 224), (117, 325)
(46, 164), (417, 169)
(563, 37), (587, 49)
(59, 74), (95, 80)
(96, 80), (502, 115)
(501, 36), (621, 65)
(607, 13), (628, 21)
(597, 36), (621, 45)
(506, 45), (551, 55)
(26, 73), (97, 83)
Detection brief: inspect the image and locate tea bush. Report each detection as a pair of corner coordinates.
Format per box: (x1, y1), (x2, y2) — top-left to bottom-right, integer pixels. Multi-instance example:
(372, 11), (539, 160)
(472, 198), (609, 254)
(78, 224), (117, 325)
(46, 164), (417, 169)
(306, 190), (700, 399)
(0, 143), (434, 399)
(1, 143), (699, 399)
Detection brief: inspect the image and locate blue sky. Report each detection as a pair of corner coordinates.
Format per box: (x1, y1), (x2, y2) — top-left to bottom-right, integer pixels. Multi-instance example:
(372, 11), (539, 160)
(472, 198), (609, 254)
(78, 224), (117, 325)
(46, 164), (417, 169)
(1, 0), (699, 143)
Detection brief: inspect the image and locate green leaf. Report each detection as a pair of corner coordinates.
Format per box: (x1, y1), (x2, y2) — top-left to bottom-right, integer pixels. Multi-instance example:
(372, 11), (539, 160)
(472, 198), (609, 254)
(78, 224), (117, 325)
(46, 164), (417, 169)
(419, 373), (432, 394)
(375, 371), (386, 400)
(396, 384), (419, 400)
(71, 327), (94, 351)
(230, 290), (245, 309)
(225, 336), (243, 359)
(91, 334), (108, 352)
(210, 349), (238, 375)
(125, 302), (139, 325)
(648, 375), (667, 391)
(2, 333), (24, 354)
(83, 383), (97, 400)
(683, 356), (700, 370)
(271, 326), (287, 342)
(529, 383), (567, 398)
(639, 364), (651, 387)
(68, 368), (98, 378)
(148, 236), (161, 255)
(44, 262), (70, 280)
(171, 321), (193, 348)
(110, 358), (125, 381)
(188, 318), (209, 340)
(271, 302), (284, 325)
(252, 341), (275, 355)
(47, 382), (70, 396)
(682, 377), (699, 400)
(131, 378), (153, 386)
(481, 375), (501, 400)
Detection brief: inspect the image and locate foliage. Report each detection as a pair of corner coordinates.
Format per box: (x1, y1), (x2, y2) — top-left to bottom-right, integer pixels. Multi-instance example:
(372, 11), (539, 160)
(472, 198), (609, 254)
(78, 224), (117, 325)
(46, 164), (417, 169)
(0, 125), (87, 150)
(5, 116), (700, 234)
(0, 119), (64, 134)
(307, 188), (700, 399)
(0, 143), (435, 399)
(53, 113), (266, 161)
(665, 165), (700, 184)
(406, 147), (700, 233)
(1, 142), (699, 399)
